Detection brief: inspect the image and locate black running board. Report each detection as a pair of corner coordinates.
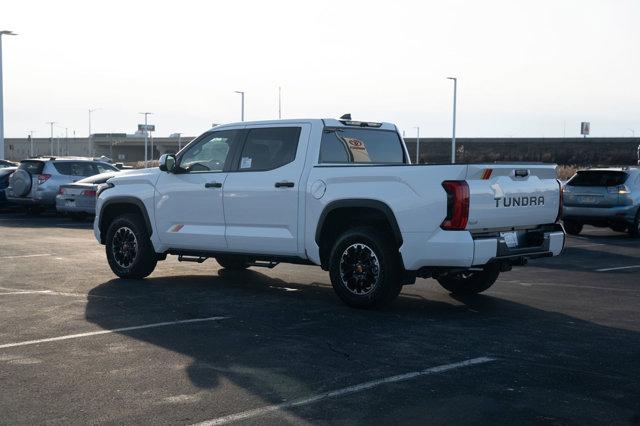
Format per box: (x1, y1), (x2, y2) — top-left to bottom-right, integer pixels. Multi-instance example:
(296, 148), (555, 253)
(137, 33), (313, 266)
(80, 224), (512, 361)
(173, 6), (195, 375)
(178, 255), (208, 263)
(247, 261), (279, 269)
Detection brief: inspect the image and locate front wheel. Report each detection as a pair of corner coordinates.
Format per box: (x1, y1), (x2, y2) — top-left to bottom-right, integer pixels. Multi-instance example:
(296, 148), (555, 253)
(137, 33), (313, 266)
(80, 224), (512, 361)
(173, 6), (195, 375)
(563, 219), (583, 235)
(437, 264), (500, 295)
(105, 213), (157, 279)
(329, 226), (403, 309)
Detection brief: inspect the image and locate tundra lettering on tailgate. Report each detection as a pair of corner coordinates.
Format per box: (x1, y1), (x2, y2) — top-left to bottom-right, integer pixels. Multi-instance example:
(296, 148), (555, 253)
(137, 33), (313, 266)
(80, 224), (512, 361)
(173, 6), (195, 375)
(495, 196), (545, 208)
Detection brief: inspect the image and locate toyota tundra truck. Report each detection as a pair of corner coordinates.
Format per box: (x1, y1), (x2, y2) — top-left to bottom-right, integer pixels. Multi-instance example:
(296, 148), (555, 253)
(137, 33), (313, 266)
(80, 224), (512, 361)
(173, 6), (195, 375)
(94, 118), (565, 308)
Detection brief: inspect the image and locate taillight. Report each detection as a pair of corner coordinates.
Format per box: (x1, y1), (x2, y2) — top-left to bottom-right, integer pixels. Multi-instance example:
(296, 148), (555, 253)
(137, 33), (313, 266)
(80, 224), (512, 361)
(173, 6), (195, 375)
(37, 174), (51, 185)
(440, 180), (470, 230)
(81, 189), (97, 197)
(607, 185), (630, 194)
(556, 180), (563, 223)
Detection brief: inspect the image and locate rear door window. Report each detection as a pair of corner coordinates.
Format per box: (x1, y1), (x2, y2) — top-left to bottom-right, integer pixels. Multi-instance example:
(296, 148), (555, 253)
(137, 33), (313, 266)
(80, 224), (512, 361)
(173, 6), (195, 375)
(18, 161), (45, 175)
(320, 128), (405, 164)
(567, 171), (629, 187)
(237, 127), (301, 171)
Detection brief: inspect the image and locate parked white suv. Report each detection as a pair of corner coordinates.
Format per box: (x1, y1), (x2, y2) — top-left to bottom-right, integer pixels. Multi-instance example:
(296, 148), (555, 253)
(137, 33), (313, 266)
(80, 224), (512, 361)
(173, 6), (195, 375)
(94, 118), (565, 308)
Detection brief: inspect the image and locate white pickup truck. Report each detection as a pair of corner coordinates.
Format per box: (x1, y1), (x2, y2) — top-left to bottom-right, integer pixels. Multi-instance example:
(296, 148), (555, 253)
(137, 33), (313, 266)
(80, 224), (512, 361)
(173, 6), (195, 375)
(94, 118), (565, 308)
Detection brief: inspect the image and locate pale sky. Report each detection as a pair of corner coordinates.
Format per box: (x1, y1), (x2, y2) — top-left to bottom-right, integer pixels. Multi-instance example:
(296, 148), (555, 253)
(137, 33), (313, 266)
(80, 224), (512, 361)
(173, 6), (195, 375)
(2, 0), (639, 138)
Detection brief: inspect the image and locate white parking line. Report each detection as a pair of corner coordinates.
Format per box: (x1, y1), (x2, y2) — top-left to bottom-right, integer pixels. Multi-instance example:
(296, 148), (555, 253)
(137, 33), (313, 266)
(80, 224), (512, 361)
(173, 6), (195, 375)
(0, 291), (54, 296)
(596, 265), (640, 272)
(0, 316), (228, 349)
(0, 254), (51, 260)
(192, 357), (495, 426)
(507, 281), (640, 293)
(0, 286), (114, 299)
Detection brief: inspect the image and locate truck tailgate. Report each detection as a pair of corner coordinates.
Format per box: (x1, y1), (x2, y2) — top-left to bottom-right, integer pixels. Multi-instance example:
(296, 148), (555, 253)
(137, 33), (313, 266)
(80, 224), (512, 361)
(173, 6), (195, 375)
(465, 164), (560, 230)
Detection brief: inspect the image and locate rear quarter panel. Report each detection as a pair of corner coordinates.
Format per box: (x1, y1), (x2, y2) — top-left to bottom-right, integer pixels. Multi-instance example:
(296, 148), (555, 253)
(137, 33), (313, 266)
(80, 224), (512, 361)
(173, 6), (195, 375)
(305, 164), (468, 266)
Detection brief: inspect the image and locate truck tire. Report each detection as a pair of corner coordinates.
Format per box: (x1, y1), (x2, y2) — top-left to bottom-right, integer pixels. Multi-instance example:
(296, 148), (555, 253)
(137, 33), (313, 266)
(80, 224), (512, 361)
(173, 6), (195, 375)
(216, 256), (250, 270)
(105, 213), (157, 279)
(563, 219), (583, 235)
(628, 211), (640, 238)
(328, 226), (403, 309)
(437, 264), (500, 295)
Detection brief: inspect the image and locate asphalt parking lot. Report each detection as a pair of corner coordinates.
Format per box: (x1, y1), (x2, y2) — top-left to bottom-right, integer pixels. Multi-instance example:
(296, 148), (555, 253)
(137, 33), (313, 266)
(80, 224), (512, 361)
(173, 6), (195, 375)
(0, 211), (639, 425)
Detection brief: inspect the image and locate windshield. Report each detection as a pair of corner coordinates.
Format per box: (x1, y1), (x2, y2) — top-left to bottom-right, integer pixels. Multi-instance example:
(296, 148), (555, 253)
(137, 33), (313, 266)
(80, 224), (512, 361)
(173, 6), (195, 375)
(18, 161), (45, 175)
(568, 170), (628, 187)
(319, 128), (406, 164)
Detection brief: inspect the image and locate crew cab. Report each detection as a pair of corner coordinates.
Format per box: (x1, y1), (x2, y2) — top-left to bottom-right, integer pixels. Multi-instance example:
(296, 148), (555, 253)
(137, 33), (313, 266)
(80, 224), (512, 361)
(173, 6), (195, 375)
(94, 118), (565, 308)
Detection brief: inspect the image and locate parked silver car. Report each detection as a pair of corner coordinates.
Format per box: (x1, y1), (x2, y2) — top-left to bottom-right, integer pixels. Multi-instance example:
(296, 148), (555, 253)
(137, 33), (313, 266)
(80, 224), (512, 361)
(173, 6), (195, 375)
(562, 167), (640, 237)
(56, 171), (120, 217)
(6, 158), (119, 210)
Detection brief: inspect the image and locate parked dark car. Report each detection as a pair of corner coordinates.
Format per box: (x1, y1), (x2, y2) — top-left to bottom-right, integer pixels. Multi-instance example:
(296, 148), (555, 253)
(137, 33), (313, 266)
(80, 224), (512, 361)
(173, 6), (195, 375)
(0, 167), (18, 209)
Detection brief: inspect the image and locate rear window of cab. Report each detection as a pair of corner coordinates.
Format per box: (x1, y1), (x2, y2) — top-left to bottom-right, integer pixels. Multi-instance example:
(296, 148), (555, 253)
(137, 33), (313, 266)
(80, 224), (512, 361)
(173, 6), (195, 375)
(319, 128), (406, 164)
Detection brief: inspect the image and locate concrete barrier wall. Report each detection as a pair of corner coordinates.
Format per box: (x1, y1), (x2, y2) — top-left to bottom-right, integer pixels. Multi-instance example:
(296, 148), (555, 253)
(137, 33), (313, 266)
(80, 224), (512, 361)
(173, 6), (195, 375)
(404, 137), (640, 166)
(5, 136), (639, 166)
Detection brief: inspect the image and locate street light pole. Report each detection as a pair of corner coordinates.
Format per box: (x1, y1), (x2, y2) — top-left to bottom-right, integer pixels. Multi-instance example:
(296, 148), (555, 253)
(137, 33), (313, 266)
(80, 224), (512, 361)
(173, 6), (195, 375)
(447, 77), (458, 164)
(413, 126), (420, 164)
(234, 91), (245, 121)
(139, 112), (152, 168)
(28, 130), (35, 157)
(46, 121), (56, 156)
(0, 30), (17, 161)
(278, 86), (282, 119)
(88, 108), (99, 157)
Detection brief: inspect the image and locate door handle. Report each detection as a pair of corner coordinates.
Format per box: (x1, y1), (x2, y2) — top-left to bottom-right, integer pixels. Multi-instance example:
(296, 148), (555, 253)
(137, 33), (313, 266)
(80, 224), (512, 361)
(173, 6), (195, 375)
(275, 181), (295, 188)
(205, 182), (223, 188)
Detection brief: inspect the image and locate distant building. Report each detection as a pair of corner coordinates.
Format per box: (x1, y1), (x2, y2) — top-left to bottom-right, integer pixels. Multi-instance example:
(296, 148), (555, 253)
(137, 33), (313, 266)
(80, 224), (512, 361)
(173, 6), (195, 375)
(3, 129), (194, 162)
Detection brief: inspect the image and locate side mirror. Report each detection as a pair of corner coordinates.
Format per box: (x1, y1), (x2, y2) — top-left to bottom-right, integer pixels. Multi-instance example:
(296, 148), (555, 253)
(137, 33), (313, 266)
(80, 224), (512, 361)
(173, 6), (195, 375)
(159, 154), (177, 173)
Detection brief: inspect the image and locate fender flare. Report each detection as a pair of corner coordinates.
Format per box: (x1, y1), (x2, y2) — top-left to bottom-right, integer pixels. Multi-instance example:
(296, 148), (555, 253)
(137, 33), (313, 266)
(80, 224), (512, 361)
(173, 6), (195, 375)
(99, 196), (153, 239)
(315, 199), (403, 246)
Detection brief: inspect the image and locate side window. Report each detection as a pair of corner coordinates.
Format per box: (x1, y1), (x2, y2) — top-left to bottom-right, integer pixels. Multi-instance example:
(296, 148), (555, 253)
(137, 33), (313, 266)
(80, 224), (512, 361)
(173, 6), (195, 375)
(54, 162), (96, 176)
(179, 130), (240, 172)
(238, 127), (301, 171)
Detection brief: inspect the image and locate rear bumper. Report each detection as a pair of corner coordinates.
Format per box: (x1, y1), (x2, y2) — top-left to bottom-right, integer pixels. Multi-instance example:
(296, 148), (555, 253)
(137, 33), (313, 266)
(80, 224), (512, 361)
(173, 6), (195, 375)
(470, 224), (565, 266)
(55, 195), (96, 214)
(563, 205), (638, 224)
(6, 189), (57, 206)
(400, 224), (565, 271)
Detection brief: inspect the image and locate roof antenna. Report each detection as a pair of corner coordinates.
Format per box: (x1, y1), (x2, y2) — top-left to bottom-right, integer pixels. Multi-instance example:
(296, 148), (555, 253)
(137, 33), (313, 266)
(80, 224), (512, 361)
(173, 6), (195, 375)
(340, 113), (351, 120)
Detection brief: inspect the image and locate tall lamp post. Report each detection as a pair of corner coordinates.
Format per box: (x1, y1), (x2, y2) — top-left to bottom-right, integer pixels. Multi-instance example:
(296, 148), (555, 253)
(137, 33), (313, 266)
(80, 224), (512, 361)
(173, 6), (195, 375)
(413, 126), (420, 164)
(46, 121), (56, 156)
(234, 91), (245, 121)
(88, 108), (99, 158)
(278, 86), (282, 119)
(139, 112), (153, 168)
(28, 130), (35, 157)
(0, 30), (17, 161)
(447, 77), (458, 164)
